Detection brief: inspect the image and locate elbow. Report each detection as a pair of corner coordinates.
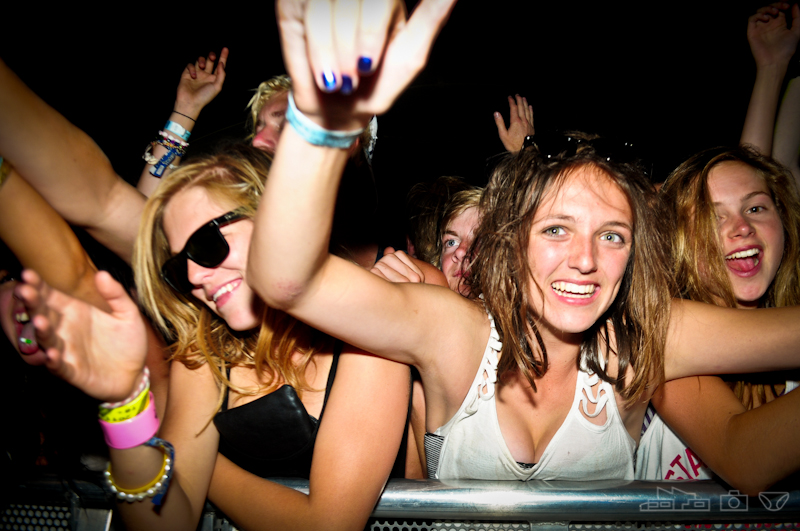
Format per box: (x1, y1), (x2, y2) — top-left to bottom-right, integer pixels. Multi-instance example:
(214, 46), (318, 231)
(246, 256), (305, 312)
(718, 467), (775, 497)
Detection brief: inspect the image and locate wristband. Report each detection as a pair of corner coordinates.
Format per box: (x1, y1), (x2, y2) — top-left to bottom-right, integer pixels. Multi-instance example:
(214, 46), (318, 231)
(99, 392), (159, 449)
(165, 120), (191, 141)
(286, 92), (364, 149)
(104, 436), (174, 505)
(99, 386), (149, 423)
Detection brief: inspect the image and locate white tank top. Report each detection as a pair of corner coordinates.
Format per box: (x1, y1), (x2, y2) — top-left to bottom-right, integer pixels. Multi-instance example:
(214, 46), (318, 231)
(425, 313), (636, 481)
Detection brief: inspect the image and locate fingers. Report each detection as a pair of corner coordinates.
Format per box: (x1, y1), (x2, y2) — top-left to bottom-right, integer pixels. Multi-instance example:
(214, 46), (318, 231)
(493, 111), (509, 138)
(357, 0), (397, 75)
(94, 271), (137, 319)
(333, 0), (360, 94)
(186, 63), (197, 80)
(370, 248), (424, 284)
(215, 47), (230, 76)
(306, 0), (340, 92)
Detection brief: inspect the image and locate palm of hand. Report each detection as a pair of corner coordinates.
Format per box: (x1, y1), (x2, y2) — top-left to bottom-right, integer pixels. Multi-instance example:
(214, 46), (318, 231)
(43, 283), (148, 403)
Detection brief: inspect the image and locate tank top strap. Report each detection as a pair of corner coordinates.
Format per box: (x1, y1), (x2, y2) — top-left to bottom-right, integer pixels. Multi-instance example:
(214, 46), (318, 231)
(318, 341), (342, 421)
(219, 364), (232, 413)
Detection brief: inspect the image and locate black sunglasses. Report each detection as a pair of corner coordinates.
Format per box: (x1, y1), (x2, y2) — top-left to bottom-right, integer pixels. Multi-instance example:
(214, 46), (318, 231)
(161, 210), (247, 294)
(523, 134), (651, 177)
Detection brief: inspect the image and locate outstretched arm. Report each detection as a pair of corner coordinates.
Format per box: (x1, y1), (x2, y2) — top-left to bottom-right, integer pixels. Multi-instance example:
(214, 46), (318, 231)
(0, 163), (107, 309)
(653, 375), (800, 495)
(493, 94), (534, 153)
(0, 58), (144, 263)
(137, 49), (228, 197)
(665, 299), (800, 381)
(740, 3), (800, 153)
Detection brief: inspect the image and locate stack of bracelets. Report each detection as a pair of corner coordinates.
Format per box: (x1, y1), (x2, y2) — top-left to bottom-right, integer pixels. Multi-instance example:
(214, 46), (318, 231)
(143, 120), (191, 178)
(98, 367), (175, 505)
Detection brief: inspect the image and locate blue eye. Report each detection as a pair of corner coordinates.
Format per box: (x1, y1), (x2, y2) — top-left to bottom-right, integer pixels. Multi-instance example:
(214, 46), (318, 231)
(443, 238), (458, 248)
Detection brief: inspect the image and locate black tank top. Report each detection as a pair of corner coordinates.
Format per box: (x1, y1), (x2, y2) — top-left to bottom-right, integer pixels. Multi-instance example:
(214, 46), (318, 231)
(213, 345), (341, 479)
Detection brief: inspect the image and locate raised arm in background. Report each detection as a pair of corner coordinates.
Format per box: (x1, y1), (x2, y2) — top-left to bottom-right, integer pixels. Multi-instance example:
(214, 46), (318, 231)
(773, 76), (800, 183)
(493, 94), (534, 153)
(740, 2), (800, 153)
(137, 49), (228, 197)
(0, 58), (145, 263)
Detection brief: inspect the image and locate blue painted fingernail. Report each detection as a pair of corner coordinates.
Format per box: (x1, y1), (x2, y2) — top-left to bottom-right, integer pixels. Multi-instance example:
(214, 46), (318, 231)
(321, 70), (337, 92)
(357, 56), (373, 74)
(341, 75), (353, 95)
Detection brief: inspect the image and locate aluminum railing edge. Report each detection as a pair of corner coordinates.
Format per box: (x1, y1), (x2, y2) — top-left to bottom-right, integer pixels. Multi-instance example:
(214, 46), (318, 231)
(274, 478), (800, 522)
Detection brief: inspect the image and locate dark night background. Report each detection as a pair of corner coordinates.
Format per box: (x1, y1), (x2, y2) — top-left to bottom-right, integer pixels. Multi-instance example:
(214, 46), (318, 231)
(0, 1), (784, 234)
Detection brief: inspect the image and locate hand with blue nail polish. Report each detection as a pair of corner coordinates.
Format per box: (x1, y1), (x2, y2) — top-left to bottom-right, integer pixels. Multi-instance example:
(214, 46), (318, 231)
(277, 0), (458, 131)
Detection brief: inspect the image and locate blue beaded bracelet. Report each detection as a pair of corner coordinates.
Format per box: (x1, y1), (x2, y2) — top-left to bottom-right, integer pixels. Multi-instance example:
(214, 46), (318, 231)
(286, 92), (364, 149)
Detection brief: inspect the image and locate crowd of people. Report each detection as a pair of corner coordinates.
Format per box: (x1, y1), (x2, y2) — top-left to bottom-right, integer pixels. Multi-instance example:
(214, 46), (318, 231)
(2, 1), (800, 529)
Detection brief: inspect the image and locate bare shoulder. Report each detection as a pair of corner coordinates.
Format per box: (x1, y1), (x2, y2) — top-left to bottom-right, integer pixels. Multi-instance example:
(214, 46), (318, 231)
(412, 258), (449, 288)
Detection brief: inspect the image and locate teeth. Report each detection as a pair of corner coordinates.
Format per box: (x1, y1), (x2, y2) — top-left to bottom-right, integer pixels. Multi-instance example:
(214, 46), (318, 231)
(212, 282), (237, 302)
(551, 281), (596, 298)
(726, 248), (759, 260)
(15, 311), (30, 323)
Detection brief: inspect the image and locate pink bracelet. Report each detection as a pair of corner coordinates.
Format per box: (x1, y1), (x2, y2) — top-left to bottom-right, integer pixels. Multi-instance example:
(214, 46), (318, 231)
(99, 392), (159, 449)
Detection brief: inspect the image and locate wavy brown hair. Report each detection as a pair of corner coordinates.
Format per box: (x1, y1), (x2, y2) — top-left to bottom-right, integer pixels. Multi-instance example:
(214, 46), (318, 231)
(467, 134), (676, 406)
(661, 145), (800, 408)
(134, 144), (326, 404)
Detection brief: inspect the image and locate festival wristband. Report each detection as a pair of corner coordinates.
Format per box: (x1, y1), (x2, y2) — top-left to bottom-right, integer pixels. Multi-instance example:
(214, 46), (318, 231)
(165, 120), (191, 141)
(286, 92), (364, 149)
(99, 392), (159, 449)
(99, 386), (149, 423)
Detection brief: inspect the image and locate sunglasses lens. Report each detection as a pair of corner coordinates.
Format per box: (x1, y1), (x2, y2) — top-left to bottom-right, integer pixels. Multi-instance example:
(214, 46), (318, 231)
(161, 225), (232, 294)
(161, 255), (193, 294)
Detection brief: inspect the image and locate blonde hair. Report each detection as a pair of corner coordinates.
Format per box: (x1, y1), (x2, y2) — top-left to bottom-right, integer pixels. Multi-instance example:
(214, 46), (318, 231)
(134, 144), (325, 403)
(469, 136), (675, 406)
(661, 145), (800, 408)
(246, 75), (293, 138)
(436, 187), (483, 268)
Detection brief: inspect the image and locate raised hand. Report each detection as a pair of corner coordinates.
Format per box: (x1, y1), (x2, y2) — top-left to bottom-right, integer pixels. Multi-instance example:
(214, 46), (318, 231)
(494, 94), (535, 152)
(14, 269), (147, 402)
(277, 0), (458, 131)
(174, 48), (229, 120)
(748, 3), (800, 69)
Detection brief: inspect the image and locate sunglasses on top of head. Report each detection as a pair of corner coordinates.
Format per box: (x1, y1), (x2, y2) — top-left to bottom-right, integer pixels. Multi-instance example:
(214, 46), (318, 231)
(523, 134), (652, 178)
(161, 210), (247, 294)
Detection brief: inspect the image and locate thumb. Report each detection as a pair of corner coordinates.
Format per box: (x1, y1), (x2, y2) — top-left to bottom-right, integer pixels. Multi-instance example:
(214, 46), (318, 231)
(383, 246), (396, 255)
(494, 112), (508, 137)
(94, 271), (135, 317)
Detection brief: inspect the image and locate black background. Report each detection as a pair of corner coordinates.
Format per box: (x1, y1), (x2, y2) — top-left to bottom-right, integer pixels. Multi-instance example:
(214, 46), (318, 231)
(0, 1), (780, 221)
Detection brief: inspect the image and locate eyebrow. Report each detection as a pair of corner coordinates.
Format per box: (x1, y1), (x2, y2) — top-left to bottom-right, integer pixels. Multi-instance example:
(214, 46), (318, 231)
(534, 215), (633, 232)
(712, 190), (770, 208)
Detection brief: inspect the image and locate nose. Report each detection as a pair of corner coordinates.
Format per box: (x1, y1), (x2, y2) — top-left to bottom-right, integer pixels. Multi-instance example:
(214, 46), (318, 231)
(186, 259), (214, 290)
(453, 241), (469, 262)
(568, 234), (597, 274)
(726, 213), (755, 239)
(251, 126), (278, 154)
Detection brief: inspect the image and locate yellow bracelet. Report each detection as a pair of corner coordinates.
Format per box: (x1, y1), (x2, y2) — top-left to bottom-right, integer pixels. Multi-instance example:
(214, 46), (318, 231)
(104, 448), (170, 502)
(99, 386), (150, 423)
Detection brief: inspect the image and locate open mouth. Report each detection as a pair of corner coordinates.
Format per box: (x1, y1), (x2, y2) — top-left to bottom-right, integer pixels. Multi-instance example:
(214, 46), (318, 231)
(212, 280), (240, 303)
(725, 248), (760, 273)
(551, 281), (597, 299)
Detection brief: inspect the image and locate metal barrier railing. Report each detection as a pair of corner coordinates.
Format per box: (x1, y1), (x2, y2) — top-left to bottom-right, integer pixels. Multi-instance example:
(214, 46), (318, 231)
(3, 475), (799, 531)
